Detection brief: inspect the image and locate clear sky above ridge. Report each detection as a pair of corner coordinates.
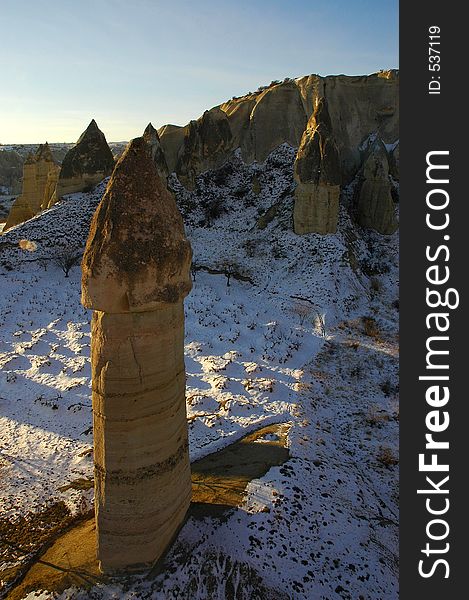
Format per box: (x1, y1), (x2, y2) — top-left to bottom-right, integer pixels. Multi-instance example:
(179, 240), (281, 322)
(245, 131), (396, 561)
(0, 0), (398, 144)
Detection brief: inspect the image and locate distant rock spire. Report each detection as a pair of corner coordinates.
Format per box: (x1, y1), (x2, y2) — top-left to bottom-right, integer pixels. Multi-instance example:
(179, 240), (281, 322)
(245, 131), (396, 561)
(293, 98), (341, 234)
(4, 141), (60, 231)
(142, 122), (169, 180)
(52, 119), (115, 203)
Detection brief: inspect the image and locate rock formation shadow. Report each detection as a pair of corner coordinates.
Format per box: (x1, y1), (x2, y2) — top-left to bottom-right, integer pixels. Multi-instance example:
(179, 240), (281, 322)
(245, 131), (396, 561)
(5, 423), (290, 598)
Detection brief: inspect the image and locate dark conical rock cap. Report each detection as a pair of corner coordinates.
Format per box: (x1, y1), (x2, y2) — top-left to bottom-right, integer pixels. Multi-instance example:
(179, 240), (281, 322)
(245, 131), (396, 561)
(60, 119), (115, 180)
(81, 137), (192, 313)
(294, 97), (340, 186)
(143, 122), (158, 140)
(35, 141), (56, 163)
(24, 151), (36, 165)
(77, 119), (100, 143)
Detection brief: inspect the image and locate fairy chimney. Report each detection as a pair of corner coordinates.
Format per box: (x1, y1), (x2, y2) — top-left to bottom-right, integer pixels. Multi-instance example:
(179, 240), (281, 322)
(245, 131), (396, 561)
(81, 137), (192, 573)
(293, 98), (341, 234)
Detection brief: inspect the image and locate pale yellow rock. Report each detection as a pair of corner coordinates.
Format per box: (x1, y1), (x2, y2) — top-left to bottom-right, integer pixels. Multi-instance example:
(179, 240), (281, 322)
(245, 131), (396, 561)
(293, 98), (341, 235)
(157, 124), (185, 174)
(294, 184), (340, 235)
(4, 144), (59, 231)
(90, 307), (191, 572)
(82, 137), (192, 573)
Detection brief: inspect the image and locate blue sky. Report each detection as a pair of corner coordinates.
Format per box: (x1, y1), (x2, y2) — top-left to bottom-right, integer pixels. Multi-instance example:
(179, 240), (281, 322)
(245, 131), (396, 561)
(0, 0), (398, 143)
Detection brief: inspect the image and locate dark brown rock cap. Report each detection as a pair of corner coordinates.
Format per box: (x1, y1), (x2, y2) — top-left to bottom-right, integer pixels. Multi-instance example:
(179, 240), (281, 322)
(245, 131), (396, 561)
(81, 136), (192, 313)
(36, 142), (57, 163)
(59, 119), (115, 180)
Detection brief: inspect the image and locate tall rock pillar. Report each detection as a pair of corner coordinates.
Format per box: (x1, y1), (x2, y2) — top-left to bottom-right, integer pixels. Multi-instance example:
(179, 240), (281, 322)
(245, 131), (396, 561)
(293, 98), (341, 235)
(81, 137), (193, 573)
(356, 139), (398, 234)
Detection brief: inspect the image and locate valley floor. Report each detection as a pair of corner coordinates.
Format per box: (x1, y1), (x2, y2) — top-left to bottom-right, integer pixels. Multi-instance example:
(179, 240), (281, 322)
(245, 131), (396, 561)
(0, 148), (399, 599)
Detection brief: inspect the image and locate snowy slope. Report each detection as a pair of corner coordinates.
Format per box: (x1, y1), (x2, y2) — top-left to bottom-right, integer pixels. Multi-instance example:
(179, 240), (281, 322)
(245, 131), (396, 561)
(0, 146), (399, 599)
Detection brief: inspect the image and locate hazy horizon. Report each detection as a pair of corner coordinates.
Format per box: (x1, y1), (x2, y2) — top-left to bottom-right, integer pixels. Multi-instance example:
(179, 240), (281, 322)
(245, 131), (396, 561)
(1, 0), (398, 144)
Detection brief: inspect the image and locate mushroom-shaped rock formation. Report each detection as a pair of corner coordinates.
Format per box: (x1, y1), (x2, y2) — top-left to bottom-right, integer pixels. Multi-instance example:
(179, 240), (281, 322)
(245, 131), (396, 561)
(4, 143), (59, 231)
(142, 122), (169, 181)
(293, 98), (341, 234)
(81, 137), (192, 573)
(52, 119), (114, 204)
(356, 139), (398, 235)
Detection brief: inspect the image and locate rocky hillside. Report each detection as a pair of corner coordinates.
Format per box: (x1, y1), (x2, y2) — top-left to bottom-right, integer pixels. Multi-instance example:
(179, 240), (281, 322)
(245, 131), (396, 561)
(0, 71), (399, 599)
(158, 70), (398, 188)
(0, 138), (398, 599)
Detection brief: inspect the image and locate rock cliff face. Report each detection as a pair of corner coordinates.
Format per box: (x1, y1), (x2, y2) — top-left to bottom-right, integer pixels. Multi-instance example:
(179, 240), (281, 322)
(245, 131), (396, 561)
(159, 70), (398, 189)
(293, 98), (341, 234)
(356, 139), (398, 235)
(142, 122), (169, 180)
(81, 137), (192, 573)
(53, 120), (114, 203)
(4, 143), (59, 231)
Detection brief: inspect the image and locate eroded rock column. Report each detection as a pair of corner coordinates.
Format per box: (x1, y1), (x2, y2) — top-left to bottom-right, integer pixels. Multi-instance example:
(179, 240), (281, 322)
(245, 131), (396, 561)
(81, 137), (192, 573)
(356, 139), (398, 235)
(293, 98), (341, 235)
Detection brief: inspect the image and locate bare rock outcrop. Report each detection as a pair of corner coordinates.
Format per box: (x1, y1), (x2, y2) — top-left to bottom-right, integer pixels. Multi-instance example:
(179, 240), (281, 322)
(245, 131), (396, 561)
(0, 149), (23, 195)
(245, 80), (307, 163)
(175, 107), (233, 189)
(52, 120), (114, 203)
(81, 137), (192, 573)
(4, 143), (59, 231)
(142, 122), (169, 180)
(158, 71), (399, 190)
(293, 98), (341, 234)
(356, 139), (398, 235)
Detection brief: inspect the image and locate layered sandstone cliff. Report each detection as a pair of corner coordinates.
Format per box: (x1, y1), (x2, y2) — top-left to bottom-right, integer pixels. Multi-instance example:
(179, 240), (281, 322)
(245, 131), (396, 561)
(356, 139), (398, 235)
(81, 137), (192, 573)
(158, 70), (398, 189)
(293, 98), (341, 234)
(4, 143), (59, 231)
(52, 119), (114, 203)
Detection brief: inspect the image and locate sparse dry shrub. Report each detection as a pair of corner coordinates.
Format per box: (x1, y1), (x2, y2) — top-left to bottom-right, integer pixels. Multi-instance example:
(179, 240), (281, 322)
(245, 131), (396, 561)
(377, 446), (399, 466)
(291, 301), (313, 326)
(362, 316), (380, 338)
(366, 406), (390, 427)
(53, 248), (81, 277)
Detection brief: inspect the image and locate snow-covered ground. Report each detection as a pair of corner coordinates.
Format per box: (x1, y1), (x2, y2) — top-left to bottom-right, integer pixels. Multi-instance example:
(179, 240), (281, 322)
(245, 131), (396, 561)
(0, 146), (399, 599)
